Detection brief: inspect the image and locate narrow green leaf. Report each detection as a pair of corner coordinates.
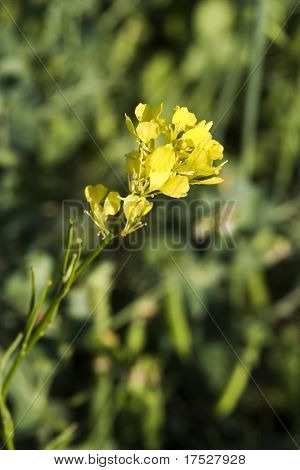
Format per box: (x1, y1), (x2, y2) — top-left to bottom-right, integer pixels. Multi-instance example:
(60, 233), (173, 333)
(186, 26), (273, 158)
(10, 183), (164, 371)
(165, 279), (192, 359)
(215, 325), (265, 418)
(45, 423), (78, 450)
(63, 253), (77, 284)
(0, 333), (23, 378)
(24, 279), (52, 348)
(28, 267), (35, 316)
(62, 220), (74, 277)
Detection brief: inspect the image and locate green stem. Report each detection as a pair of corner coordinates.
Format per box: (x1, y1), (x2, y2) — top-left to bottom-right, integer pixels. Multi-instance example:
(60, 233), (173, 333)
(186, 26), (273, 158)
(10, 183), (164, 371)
(23, 280), (52, 350)
(0, 394), (15, 450)
(62, 221), (75, 277)
(2, 351), (25, 400)
(73, 234), (112, 281)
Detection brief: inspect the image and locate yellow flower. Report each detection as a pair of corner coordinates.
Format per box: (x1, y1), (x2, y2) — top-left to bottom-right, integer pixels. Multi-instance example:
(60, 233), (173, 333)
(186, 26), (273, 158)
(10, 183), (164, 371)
(172, 106), (197, 131)
(206, 139), (224, 161)
(86, 102), (227, 238)
(124, 103), (227, 198)
(181, 120), (212, 147)
(85, 184), (121, 237)
(125, 150), (141, 176)
(85, 184), (107, 205)
(179, 136), (227, 185)
(125, 103), (165, 145)
(125, 114), (137, 138)
(136, 121), (160, 142)
(104, 191), (121, 215)
(122, 195), (153, 236)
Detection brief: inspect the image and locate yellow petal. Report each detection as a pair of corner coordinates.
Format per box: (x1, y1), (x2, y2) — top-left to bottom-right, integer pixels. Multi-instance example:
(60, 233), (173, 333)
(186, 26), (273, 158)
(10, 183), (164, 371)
(140, 198), (153, 217)
(149, 171), (170, 191)
(122, 195), (153, 236)
(86, 201), (108, 236)
(135, 103), (163, 122)
(206, 139), (224, 161)
(147, 144), (176, 173)
(204, 120), (213, 131)
(85, 184), (108, 204)
(123, 195), (140, 220)
(160, 175), (190, 198)
(213, 160), (228, 175)
(180, 149), (212, 177)
(125, 150), (141, 175)
(152, 103), (163, 118)
(136, 121), (160, 142)
(147, 144), (176, 191)
(182, 125), (212, 148)
(123, 195), (153, 221)
(104, 191), (121, 215)
(194, 177), (224, 185)
(91, 202), (105, 222)
(172, 106), (197, 130)
(135, 103), (151, 122)
(125, 114), (137, 138)
(185, 146), (222, 177)
(195, 120), (213, 131)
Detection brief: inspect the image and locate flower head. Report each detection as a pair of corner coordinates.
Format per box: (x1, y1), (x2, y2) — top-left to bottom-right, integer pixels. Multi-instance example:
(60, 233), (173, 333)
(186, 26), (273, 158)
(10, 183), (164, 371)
(124, 103), (226, 198)
(85, 103), (226, 238)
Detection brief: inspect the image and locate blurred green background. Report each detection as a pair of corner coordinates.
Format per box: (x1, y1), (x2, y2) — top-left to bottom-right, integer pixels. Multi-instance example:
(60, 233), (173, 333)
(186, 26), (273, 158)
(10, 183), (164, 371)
(0, 0), (300, 450)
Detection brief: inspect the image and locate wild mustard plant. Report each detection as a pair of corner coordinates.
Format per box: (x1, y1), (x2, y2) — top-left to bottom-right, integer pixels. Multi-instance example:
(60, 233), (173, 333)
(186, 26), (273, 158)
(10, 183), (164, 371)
(85, 103), (226, 237)
(0, 103), (225, 449)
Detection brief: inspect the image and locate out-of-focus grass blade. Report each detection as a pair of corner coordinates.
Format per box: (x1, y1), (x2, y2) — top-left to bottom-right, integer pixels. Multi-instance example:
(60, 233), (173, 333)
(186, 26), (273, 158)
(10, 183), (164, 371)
(215, 325), (265, 418)
(241, 0), (268, 176)
(45, 423), (78, 450)
(28, 267), (35, 316)
(275, 81), (300, 197)
(214, 43), (245, 139)
(84, 372), (115, 449)
(24, 280), (52, 347)
(86, 262), (115, 337)
(247, 269), (270, 310)
(0, 333), (23, 379)
(126, 319), (147, 356)
(164, 279), (192, 359)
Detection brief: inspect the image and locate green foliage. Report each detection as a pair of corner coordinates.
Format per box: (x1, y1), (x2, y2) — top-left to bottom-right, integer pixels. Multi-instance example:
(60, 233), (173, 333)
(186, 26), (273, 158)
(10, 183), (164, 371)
(0, 0), (300, 450)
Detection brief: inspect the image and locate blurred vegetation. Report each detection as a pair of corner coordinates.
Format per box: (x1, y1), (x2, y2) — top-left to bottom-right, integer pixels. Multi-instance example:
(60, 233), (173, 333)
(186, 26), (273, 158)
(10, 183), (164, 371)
(0, 0), (300, 450)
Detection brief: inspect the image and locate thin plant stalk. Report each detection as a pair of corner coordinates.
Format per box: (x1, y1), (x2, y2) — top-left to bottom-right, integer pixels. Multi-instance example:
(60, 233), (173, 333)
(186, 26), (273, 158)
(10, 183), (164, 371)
(0, 228), (112, 449)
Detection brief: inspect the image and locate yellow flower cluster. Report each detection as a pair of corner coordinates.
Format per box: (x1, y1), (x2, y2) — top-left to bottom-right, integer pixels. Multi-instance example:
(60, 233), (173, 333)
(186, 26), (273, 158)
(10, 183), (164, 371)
(85, 103), (226, 237)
